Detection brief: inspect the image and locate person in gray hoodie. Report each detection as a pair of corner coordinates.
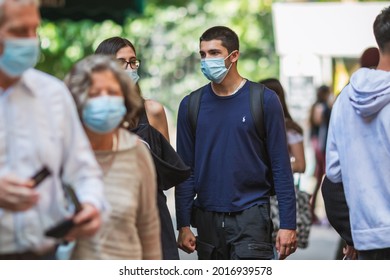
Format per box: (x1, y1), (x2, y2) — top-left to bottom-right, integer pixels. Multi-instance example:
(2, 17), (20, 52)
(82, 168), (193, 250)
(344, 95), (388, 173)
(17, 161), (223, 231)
(326, 6), (390, 260)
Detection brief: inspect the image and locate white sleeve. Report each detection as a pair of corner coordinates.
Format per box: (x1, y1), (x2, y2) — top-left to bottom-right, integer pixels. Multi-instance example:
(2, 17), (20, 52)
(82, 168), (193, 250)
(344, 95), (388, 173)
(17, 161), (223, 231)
(325, 101), (342, 183)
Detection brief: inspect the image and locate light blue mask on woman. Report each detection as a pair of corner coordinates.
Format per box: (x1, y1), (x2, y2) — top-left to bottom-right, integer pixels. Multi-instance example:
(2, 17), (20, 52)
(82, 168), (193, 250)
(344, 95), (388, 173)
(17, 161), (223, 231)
(125, 69), (140, 83)
(0, 38), (40, 77)
(200, 52), (234, 84)
(82, 95), (127, 134)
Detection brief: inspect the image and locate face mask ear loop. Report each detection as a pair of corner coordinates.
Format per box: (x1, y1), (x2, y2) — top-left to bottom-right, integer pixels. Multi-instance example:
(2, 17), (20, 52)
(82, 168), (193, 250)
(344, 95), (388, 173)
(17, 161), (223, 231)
(224, 50), (237, 70)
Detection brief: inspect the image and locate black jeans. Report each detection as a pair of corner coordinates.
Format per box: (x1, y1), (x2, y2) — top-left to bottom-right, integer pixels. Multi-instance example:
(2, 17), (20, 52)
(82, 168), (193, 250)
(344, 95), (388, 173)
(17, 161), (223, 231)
(193, 204), (274, 260)
(358, 247), (390, 260)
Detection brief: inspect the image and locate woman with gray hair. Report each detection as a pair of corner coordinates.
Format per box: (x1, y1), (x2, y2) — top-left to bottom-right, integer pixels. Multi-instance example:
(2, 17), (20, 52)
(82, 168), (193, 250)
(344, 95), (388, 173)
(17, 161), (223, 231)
(64, 54), (162, 259)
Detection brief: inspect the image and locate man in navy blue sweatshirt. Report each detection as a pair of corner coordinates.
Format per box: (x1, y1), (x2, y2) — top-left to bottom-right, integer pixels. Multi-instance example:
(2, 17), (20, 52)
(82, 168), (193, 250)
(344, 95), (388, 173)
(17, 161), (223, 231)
(175, 26), (296, 260)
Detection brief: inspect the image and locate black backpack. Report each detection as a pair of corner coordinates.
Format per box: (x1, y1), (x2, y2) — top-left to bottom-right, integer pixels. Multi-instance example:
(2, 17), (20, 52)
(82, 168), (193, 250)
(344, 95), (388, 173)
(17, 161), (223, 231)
(186, 82), (275, 194)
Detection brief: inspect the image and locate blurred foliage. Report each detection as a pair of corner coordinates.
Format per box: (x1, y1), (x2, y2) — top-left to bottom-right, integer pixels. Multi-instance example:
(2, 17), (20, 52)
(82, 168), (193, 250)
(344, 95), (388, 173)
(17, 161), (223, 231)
(38, 0), (276, 116)
(37, 0), (390, 114)
(38, 0), (386, 116)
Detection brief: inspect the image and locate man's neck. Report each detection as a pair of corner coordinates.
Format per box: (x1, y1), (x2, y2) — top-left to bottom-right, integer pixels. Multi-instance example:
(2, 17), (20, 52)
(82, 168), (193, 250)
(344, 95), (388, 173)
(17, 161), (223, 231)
(376, 53), (390, 71)
(211, 71), (244, 97)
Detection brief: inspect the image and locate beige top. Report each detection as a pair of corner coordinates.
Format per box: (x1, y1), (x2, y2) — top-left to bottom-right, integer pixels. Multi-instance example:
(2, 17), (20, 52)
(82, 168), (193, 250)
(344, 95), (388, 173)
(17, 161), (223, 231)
(72, 129), (161, 260)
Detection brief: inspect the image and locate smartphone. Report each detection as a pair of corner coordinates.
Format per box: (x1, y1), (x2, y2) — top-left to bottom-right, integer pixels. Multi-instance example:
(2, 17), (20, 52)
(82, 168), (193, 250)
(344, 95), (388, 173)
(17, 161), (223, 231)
(31, 166), (51, 187)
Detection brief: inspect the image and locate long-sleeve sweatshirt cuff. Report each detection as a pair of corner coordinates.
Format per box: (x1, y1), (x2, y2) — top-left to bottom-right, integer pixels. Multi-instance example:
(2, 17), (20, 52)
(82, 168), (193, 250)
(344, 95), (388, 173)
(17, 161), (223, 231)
(280, 222), (297, 229)
(176, 217), (190, 230)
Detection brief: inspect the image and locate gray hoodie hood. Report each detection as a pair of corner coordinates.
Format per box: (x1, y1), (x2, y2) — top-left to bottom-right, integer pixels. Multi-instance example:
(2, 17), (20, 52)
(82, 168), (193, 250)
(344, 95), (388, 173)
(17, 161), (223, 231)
(349, 68), (390, 118)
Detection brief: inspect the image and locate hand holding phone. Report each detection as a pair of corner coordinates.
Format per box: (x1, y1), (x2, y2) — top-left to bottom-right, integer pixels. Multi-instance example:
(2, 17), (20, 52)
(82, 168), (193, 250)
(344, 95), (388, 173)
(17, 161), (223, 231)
(0, 174), (38, 211)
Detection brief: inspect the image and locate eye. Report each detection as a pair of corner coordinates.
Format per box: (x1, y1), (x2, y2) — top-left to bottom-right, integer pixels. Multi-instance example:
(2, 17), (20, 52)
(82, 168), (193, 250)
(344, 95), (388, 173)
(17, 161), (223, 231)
(88, 92), (99, 98)
(108, 90), (119, 96)
(116, 58), (128, 68)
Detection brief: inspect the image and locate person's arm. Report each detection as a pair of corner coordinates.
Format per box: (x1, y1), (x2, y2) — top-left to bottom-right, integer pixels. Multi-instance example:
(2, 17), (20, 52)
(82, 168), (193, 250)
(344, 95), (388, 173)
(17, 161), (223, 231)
(265, 91), (296, 228)
(175, 96), (197, 253)
(136, 140), (162, 260)
(287, 130), (306, 173)
(290, 142), (306, 173)
(325, 99), (342, 183)
(145, 99), (170, 142)
(311, 103), (324, 126)
(264, 90), (297, 259)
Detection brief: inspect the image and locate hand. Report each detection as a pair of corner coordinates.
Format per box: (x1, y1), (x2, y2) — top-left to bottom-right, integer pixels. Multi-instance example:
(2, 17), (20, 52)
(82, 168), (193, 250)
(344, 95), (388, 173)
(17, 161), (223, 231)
(177, 226), (196, 254)
(275, 229), (297, 260)
(343, 245), (358, 260)
(65, 203), (101, 240)
(0, 175), (38, 211)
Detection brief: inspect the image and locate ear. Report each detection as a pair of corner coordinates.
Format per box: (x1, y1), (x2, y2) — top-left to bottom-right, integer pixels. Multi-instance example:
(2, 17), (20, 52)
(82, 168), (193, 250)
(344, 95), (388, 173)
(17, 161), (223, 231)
(230, 50), (240, 63)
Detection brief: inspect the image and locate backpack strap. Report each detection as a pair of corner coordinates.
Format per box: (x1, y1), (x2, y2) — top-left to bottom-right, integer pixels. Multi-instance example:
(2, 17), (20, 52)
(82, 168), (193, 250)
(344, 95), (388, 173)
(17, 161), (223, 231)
(187, 85), (206, 139)
(250, 82), (266, 141)
(249, 82), (268, 162)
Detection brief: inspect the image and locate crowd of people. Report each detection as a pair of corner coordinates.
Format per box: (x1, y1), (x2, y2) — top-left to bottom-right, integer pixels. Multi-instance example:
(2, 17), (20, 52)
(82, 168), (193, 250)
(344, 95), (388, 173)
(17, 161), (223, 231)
(1, 0), (390, 260)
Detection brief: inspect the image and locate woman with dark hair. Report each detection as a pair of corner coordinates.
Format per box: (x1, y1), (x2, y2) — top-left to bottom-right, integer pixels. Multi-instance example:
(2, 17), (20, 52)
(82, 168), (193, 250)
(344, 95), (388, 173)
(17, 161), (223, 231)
(260, 78), (306, 173)
(95, 37), (184, 260)
(95, 37), (170, 140)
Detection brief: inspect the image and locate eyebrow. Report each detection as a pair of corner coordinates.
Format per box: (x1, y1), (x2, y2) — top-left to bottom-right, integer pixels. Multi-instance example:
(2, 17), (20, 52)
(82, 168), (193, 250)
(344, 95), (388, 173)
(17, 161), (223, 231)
(117, 56), (136, 60)
(199, 48), (221, 54)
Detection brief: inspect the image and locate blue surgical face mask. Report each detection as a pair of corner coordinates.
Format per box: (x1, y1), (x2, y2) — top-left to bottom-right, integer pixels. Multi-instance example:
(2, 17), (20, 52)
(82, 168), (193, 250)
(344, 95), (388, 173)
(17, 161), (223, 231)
(125, 69), (140, 83)
(200, 51), (235, 84)
(0, 38), (40, 77)
(82, 95), (127, 134)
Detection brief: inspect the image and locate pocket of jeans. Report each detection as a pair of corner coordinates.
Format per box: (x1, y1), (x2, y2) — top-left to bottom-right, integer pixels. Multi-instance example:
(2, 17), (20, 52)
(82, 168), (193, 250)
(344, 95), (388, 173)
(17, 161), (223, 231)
(232, 241), (274, 260)
(196, 238), (216, 260)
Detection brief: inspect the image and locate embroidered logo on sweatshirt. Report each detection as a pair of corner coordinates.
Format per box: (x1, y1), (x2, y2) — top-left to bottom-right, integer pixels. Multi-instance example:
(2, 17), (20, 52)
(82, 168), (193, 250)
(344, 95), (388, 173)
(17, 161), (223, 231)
(242, 116), (246, 123)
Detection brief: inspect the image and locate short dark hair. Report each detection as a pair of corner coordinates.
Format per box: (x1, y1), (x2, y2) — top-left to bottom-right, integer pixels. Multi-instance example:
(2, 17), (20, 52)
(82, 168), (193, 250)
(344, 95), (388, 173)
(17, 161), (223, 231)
(373, 6), (390, 53)
(95, 36), (136, 56)
(317, 85), (330, 102)
(200, 26), (239, 53)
